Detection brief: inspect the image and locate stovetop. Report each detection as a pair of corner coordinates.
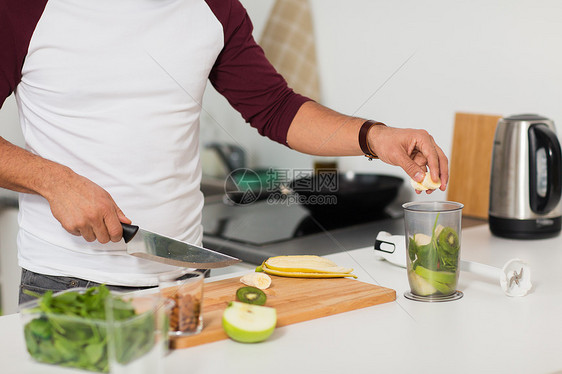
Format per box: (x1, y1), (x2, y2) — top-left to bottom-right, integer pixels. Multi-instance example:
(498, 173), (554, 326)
(202, 199), (405, 265)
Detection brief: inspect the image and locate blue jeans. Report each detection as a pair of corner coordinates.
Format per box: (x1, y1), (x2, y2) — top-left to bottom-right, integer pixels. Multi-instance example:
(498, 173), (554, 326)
(19, 268), (209, 305)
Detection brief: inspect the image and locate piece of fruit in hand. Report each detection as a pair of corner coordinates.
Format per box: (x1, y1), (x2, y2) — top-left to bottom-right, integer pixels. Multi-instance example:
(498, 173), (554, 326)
(410, 171), (441, 191)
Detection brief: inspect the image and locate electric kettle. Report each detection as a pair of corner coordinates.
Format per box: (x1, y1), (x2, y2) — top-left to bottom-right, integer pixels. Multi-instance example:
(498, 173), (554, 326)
(488, 114), (562, 239)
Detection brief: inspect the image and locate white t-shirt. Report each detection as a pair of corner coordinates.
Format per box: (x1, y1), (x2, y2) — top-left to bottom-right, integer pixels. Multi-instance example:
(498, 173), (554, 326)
(1, 0), (309, 285)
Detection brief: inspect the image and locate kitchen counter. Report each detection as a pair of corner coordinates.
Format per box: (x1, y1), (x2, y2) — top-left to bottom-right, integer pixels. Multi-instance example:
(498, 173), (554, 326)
(1, 225), (561, 374)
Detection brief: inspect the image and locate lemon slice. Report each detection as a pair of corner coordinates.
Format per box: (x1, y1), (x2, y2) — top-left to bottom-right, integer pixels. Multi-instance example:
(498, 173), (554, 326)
(222, 301), (277, 343)
(410, 171), (441, 191)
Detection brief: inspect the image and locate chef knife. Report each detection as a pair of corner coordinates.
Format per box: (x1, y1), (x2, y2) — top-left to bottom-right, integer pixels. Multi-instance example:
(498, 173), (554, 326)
(121, 223), (241, 268)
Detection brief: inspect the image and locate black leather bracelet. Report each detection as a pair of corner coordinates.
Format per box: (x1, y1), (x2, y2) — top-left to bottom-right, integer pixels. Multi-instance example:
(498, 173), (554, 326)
(358, 120), (386, 160)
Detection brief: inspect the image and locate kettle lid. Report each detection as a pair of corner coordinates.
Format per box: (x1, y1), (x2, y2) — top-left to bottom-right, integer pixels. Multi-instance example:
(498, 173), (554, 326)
(504, 113), (550, 121)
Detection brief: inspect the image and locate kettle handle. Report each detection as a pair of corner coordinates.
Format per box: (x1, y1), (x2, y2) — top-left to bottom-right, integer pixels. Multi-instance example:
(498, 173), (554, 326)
(528, 124), (562, 214)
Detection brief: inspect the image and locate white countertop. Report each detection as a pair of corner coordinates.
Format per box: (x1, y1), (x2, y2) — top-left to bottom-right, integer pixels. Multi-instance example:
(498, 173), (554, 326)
(1, 225), (561, 374)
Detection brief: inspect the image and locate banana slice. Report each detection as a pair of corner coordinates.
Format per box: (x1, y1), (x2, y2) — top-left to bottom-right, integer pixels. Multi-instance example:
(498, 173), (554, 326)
(240, 272), (272, 290)
(260, 267), (358, 279)
(410, 171), (441, 191)
(264, 255), (354, 274)
(256, 255), (357, 279)
(413, 233), (432, 246)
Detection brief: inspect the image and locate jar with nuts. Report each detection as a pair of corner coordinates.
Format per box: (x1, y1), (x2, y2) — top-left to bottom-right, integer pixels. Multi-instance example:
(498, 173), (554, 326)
(158, 271), (204, 336)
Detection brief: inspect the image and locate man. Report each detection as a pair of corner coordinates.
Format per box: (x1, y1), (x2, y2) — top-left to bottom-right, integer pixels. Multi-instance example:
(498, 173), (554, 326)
(1, 0), (448, 303)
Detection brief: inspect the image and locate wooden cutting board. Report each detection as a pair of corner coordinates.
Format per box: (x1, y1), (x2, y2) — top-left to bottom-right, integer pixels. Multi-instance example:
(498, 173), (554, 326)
(448, 112), (502, 219)
(170, 275), (396, 349)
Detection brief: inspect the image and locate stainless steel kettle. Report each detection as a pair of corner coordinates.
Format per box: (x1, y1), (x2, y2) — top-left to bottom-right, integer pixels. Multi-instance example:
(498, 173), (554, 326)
(488, 114), (562, 239)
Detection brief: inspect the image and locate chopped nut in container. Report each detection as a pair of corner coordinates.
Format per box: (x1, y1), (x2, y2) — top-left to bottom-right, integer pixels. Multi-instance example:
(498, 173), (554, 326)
(159, 271), (204, 336)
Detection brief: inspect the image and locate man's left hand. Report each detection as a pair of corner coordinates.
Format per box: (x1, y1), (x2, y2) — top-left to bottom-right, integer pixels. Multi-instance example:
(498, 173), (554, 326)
(367, 125), (449, 193)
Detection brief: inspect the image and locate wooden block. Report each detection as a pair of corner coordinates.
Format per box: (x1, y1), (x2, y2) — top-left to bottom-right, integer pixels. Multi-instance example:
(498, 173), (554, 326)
(170, 275), (396, 349)
(448, 112), (502, 219)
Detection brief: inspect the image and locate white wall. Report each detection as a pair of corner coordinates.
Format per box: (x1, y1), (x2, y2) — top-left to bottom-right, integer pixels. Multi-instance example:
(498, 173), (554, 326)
(202, 0), (562, 202)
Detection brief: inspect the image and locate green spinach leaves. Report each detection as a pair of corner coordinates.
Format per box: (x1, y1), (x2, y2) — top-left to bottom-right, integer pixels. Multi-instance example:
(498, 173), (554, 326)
(23, 285), (154, 372)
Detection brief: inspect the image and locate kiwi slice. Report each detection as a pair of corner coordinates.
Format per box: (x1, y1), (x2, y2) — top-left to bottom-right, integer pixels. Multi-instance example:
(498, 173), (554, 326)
(437, 227), (460, 254)
(236, 286), (267, 306)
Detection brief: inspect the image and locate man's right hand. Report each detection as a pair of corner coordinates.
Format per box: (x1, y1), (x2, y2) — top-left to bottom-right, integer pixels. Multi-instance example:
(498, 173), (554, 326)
(46, 170), (131, 244)
(0, 137), (129, 244)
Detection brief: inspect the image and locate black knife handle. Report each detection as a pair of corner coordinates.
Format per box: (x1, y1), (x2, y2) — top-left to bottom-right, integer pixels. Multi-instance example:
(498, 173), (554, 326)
(121, 223), (139, 243)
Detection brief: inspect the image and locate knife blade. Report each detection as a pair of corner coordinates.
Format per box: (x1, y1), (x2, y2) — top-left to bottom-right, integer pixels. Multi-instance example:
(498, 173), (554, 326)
(121, 223), (241, 268)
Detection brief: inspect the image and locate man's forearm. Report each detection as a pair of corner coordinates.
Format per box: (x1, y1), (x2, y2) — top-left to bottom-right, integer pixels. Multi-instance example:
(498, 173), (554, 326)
(286, 101), (368, 156)
(0, 136), (70, 199)
(286, 101), (449, 189)
(0, 136), (130, 243)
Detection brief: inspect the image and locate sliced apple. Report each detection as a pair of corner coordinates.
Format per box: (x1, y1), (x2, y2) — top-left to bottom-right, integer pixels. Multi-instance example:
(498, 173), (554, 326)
(222, 301), (277, 343)
(408, 271), (438, 296)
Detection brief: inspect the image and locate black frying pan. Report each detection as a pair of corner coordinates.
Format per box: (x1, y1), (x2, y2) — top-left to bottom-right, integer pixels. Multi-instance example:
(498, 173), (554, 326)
(290, 173), (403, 217)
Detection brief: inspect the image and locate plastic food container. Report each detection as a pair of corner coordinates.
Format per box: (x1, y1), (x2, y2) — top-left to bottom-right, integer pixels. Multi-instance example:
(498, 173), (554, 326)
(19, 287), (171, 373)
(159, 270), (204, 337)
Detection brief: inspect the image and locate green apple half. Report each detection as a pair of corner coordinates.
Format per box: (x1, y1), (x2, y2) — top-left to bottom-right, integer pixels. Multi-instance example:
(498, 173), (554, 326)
(222, 301), (277, 343)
